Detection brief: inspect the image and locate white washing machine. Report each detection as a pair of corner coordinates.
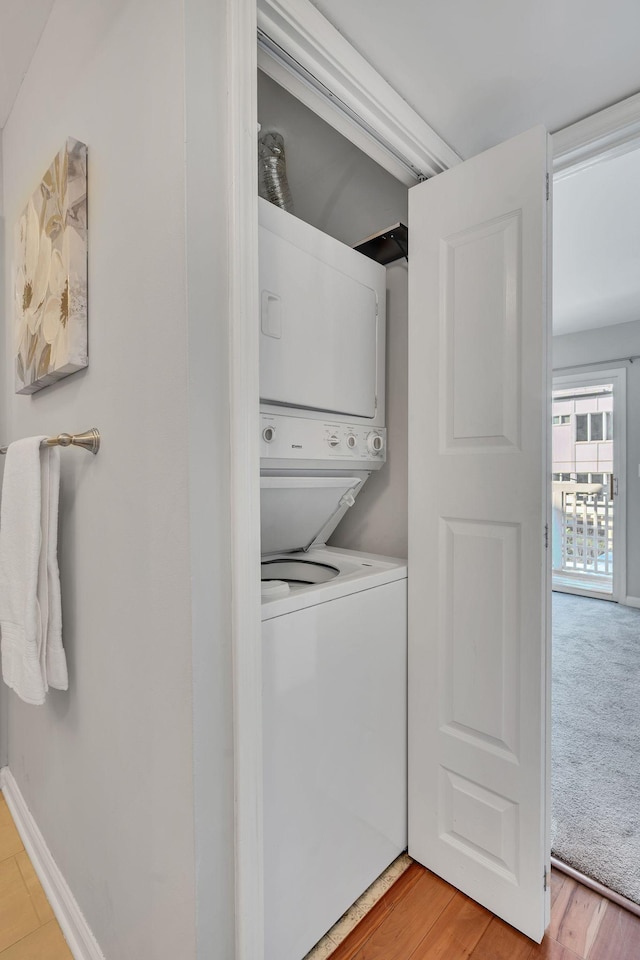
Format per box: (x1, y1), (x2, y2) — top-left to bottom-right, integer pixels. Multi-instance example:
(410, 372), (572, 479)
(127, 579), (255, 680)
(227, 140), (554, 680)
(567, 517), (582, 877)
(261, 545), (407, 960)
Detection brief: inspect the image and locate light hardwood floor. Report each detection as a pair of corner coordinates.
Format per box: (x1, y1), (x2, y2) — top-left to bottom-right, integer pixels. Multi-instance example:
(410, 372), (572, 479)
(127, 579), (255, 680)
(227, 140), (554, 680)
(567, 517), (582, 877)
(0, 793), (72, 959)
(3, 785), (640, 960)
(327, 861), (640, 960)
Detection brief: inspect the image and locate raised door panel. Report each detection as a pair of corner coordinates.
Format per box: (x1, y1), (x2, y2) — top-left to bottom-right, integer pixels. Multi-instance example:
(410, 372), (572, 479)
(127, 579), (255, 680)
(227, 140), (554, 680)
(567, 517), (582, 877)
(441, 212), (521, 450)
(440, 518), (520, 760)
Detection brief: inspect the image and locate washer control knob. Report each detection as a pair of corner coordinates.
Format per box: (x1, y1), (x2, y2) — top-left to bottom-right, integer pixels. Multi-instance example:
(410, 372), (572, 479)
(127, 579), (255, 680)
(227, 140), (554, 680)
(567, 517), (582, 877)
(367, 432), (384, 455)
(262, 426), (275, 443)
(327, 435), (340, 448)
(345, 434), (357, 450)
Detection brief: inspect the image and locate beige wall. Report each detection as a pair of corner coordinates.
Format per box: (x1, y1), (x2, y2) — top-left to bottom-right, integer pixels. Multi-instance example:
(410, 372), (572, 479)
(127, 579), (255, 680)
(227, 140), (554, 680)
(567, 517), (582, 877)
(1, 1), (199, 956)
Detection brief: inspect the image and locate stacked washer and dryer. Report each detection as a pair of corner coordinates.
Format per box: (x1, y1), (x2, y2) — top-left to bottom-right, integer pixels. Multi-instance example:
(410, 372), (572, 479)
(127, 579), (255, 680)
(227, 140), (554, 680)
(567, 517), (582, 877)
(259, 197), (408, 960)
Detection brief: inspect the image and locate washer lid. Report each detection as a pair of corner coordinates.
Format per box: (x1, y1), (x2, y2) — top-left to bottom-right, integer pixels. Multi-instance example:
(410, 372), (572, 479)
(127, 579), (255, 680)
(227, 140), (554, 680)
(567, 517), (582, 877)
(260, 476), (364, 555)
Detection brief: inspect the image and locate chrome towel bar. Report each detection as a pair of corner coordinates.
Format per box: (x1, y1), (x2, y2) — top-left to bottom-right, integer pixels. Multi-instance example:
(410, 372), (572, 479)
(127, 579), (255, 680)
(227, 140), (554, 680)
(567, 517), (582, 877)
(0, 428), (100, 456)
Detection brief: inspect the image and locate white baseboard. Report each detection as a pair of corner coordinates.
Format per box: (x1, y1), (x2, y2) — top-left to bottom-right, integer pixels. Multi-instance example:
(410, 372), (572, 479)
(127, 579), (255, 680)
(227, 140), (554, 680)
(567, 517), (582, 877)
(624, 596), (640, 609)
(0, 766), (104, 960)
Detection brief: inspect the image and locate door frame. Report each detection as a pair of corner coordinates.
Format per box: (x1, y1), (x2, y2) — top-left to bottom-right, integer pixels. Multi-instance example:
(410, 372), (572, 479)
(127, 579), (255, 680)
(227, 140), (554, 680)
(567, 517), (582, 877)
(552, 367), (627, 603)
(224, 4), (640, 955)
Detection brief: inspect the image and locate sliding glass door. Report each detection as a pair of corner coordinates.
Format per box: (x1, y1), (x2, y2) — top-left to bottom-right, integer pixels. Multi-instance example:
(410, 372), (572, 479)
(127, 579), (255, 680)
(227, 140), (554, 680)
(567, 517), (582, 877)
(552, 369), (626, 601)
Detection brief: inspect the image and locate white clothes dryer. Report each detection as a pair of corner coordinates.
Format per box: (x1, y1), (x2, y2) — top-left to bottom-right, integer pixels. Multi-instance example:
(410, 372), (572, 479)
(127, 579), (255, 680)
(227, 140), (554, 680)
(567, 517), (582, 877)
(261, 545), (407, 960)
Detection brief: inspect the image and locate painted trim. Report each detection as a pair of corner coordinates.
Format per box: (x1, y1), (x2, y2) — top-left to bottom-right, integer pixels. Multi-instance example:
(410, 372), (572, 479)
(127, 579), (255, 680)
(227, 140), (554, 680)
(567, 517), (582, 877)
(553, 584), (615, 602)
(257, 0), (461, 183)
(0, 767), (104, 960)
(229, 1), (265, 959)
(624, 596), (640, 609)
(551, 856), (640, 919)
(552, 91), (640, 179)
(184, 0), (241, 952)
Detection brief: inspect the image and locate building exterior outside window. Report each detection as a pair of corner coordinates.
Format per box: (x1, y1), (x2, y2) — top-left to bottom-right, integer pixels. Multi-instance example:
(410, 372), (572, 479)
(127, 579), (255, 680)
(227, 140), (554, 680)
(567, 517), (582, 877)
(552, 385), (613, 484)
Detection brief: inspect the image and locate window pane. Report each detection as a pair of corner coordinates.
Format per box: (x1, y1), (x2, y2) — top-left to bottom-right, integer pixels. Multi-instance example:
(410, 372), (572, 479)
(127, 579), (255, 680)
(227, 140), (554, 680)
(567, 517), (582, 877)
(552, 415), (560, 425)
(561, 414), (571, 424)
(576, 473), (588, 483)
(606, 411), (613, 440)
(552, 473), (560, 480)
(590, 413), (603, 441)
(591, 473), (603, 485)
(576, 414), (588, 442)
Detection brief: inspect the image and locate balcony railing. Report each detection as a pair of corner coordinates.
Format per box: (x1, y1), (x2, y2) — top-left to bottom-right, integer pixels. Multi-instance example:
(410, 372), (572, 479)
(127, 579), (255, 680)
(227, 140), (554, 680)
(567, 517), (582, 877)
(552, 482), (613, 592)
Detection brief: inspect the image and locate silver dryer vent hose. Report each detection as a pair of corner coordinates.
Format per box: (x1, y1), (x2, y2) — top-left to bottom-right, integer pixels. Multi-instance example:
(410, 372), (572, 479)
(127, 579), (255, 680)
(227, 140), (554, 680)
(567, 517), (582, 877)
(258, 131), (294, 214)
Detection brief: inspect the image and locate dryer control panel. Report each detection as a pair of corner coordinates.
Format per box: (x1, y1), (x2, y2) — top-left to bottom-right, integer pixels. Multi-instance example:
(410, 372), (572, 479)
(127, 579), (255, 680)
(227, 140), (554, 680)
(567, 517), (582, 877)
(260, 414), (386, 470)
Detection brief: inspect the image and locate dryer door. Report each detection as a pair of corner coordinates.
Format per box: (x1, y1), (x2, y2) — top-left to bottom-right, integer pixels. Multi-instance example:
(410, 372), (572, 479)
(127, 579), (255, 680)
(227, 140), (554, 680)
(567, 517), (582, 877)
(259, 201), (385, 420)
(260, 476), (365, 555)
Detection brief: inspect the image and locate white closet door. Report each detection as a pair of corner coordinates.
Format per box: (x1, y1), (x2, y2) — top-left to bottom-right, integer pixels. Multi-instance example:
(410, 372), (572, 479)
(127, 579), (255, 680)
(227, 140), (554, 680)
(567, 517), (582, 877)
(408, 126), (551, 942)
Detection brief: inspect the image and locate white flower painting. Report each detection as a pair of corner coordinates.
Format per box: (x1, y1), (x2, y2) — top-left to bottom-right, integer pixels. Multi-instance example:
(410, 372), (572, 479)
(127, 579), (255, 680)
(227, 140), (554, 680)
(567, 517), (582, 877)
(14, 138), (87, 394)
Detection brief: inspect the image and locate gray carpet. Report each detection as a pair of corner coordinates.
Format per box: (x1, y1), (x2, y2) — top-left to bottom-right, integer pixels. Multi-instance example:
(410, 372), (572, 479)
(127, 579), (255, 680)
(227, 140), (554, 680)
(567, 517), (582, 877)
(552, 592), (640, 904)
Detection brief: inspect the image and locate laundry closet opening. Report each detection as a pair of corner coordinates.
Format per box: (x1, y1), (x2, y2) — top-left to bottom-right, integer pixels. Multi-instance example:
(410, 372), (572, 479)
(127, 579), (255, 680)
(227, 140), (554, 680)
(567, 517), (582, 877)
(258, 70), (410, 561)
(257, 69), (411, 960)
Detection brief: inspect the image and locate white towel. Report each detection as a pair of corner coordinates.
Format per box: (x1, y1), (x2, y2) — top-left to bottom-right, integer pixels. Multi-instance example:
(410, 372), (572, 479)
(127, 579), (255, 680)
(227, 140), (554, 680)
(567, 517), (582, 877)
(0, 437), (68, 704)
(40, 444), (67, 692)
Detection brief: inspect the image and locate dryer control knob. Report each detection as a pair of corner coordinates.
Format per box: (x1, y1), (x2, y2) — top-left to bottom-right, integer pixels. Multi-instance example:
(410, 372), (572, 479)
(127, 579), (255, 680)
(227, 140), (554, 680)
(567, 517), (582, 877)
(327, 435), (340, 448)
(345, 434), (357, 450)
(367, 432), (384, 455)
(262, 426), (275, 443)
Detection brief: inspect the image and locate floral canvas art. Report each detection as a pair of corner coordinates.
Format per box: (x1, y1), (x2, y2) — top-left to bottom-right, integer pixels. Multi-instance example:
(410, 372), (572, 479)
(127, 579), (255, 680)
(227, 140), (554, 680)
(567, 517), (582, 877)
(15, 138), (88, 394)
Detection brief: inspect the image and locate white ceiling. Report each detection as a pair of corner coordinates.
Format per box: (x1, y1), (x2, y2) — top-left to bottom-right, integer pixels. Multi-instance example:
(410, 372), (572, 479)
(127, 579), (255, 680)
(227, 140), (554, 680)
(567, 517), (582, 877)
(553, 149), (640, 335)
(309, 0), (640, 335)
(309, 0), (640, 160)
(0, 0), (55, 128)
